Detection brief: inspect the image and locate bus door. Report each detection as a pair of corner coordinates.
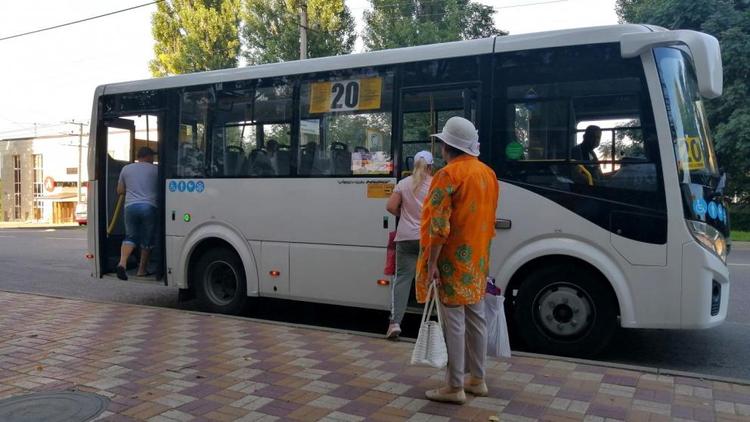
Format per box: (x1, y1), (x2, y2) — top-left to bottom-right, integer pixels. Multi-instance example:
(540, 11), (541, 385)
(398, 86), (479, 176)
(396, 86), (479, 308)
(99, 115), (162, 280)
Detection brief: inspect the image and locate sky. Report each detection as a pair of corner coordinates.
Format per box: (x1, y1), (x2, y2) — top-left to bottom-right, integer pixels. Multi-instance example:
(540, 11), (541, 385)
(0, 0), (618, 139)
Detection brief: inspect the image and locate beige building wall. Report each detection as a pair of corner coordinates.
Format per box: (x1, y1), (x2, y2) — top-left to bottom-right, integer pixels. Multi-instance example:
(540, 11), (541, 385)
(1, 134), (88, 222)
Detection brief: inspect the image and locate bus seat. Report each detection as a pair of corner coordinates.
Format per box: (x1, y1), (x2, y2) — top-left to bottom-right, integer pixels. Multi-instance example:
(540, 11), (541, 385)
(225, 145), (245, 176)
(276, 147), (290, 175)
(331, 142), (352, 175)
(248, 149), (275, 176)
(300, 143), (316, 175)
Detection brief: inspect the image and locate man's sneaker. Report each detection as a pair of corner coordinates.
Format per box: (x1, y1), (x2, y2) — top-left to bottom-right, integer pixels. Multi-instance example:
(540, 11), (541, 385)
(386, 323), (401, 340)
(116, 265), (128, 281)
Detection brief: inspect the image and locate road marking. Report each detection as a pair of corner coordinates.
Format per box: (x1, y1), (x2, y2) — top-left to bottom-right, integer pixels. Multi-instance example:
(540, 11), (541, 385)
(47, 237), (86, 240)
(729, 263), (750, 267)
(0, 235), (16, 238)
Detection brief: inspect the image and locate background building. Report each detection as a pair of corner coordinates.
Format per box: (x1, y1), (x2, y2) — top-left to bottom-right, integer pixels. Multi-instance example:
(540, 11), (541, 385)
(1, 133), (88, 223)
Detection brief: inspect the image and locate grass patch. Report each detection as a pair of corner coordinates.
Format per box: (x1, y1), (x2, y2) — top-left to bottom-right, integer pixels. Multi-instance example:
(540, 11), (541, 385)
(731, 231), (750, 242)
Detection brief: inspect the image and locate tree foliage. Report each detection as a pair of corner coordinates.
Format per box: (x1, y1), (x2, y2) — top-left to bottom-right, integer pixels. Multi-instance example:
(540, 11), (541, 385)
(616, 0), (750, 201)
(150, 0), (241, 76)
(242, 0), (356, 64)
(363, 0), (506, 51)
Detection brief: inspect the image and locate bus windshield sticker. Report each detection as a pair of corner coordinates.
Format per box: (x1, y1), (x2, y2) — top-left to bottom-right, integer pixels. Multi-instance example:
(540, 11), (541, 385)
(708, 201), (718, 220)
(367, 183), (394, 199)
(168, 181), (177, 192)
(309, 78), (382, 114)
(178, 181), (187, 192)
(693, 197), (707, 217)
(195, 181), (205, 193)
(186, 181), (196, 192)
(679, 136), (706, 170)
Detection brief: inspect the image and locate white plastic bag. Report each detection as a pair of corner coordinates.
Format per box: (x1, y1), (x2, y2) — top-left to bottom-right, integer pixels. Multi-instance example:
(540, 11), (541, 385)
(410, 282), (448, 368)
(486, 293), (511, 358)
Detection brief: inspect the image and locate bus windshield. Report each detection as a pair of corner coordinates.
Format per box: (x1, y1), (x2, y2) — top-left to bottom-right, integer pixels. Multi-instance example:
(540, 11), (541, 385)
(655, 47), (728, 236)
(655, 47), (720, 183)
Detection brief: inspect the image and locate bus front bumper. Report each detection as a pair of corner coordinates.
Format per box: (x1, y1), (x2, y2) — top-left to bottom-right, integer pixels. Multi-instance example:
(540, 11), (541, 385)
(681, 240), (730, 329)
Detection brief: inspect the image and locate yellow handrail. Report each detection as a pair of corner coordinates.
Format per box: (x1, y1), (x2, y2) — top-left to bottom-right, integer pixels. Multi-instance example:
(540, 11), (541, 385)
(107, 194), (124, 235)
(576, 164), (594, 186)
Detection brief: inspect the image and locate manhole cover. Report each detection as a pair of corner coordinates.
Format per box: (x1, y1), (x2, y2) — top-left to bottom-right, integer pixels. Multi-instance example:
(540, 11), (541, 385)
(0, 391), (110, 422)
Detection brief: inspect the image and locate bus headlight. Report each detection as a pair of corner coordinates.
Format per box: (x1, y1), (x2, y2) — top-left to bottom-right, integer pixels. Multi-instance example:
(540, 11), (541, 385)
(688, 220), (727, 263)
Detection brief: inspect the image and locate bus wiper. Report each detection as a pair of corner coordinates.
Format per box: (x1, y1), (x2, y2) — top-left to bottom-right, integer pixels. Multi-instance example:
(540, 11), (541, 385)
(712, 172), (727, 198)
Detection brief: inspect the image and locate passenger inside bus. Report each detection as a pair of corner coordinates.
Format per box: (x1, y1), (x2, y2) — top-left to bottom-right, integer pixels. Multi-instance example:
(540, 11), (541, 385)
(570, 125), (603, 183)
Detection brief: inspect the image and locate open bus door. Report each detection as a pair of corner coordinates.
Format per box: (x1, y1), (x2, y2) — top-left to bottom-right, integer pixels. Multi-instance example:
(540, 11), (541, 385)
(98, 115), (163, 281)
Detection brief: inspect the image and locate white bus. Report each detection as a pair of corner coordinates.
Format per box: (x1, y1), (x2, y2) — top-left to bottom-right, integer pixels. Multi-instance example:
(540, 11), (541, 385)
(87, 24), (729, 355)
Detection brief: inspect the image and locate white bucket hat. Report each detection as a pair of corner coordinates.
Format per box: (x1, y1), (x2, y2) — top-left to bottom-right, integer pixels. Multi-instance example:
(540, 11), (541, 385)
(414, 150), (433, 165)
(430, 116), (480, 157)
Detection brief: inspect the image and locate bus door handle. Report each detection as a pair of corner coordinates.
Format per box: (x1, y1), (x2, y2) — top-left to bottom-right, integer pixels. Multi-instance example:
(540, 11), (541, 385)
(495, 219), (512, 230)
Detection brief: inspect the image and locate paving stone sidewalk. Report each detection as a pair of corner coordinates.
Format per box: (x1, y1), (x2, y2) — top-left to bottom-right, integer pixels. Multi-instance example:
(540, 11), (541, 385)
(1, 291), (749, 422)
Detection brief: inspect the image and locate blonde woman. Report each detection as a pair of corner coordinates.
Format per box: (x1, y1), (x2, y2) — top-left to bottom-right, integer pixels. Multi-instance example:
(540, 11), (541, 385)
(385, 150), (434, 339)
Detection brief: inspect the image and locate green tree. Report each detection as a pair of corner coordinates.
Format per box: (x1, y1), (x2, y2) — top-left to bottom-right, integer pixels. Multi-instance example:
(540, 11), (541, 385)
(616, 0), (750, 201)
(150, 0), (241, 76)
(242, 0), (356, 64)
(363, 0), (505, 51)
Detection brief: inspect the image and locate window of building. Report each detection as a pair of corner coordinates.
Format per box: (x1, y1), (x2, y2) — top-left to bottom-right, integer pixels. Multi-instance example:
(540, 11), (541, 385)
(33, 154), (43, 220)
(299, 70), (394, 176)
(13, 155), (21, 220)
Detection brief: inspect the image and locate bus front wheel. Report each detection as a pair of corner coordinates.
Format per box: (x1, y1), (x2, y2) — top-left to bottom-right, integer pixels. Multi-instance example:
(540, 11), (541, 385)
(193, 247), (247, 315)
(513, 265), (618, 357)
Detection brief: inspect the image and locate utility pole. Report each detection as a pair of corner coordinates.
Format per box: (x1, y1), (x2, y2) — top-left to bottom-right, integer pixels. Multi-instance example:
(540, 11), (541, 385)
(63, 120), (85, 204)
(299, 1), (307, 60)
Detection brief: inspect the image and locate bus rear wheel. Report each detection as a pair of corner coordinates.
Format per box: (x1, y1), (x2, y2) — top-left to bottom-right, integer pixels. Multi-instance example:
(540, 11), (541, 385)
(194, 247), (247, 315)
(513, 265), (617, 357)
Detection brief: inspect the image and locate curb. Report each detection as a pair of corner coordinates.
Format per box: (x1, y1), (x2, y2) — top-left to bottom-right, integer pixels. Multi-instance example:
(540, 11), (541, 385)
(0, 225), (83, 231)
(2, 288), (749, 387)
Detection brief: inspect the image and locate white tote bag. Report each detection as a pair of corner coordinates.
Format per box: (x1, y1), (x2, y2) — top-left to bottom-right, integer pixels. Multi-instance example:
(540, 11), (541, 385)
(486, 294), (511, 358)
(410, 281), (448, 368)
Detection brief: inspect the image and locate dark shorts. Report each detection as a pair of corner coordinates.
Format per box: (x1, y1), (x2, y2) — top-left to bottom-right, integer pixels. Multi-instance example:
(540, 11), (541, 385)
(123, 203), (157, 249)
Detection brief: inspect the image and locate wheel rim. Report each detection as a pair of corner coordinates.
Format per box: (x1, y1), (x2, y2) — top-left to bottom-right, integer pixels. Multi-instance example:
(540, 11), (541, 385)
(203, 260), (238, 306)
(533, 282), (594, 339)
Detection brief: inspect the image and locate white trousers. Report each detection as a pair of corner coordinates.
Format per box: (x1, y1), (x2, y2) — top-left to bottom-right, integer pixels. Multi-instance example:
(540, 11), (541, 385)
(439, 298), (487, 388)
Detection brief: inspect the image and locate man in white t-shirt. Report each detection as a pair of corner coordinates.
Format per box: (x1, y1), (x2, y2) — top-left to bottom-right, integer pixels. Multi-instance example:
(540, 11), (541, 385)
(116, 147), (158, 280)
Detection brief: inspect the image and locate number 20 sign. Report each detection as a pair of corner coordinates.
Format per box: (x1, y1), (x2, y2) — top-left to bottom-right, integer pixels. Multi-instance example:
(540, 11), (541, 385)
(309, 78), (382, 114)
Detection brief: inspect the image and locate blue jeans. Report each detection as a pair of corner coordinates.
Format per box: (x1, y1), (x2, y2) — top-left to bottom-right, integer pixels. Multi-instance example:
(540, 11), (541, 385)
(123, 203), (157, 249)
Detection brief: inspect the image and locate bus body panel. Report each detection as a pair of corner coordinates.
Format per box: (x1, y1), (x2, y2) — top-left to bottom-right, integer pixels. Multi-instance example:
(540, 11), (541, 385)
(260, 241), (291, 296)
(165, 178), (394, 247)
(166, 178), (395, 302)
(171, 220), (261, 295)
(87, 87), (105, 279)
(289, 243), (390, 310)
(492, 182), (639, 326)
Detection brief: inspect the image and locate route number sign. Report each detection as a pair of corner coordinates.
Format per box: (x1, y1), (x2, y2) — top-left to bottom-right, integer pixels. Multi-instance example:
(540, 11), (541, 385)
(309, 78), (382, 114)
(680, 136), (706, 170)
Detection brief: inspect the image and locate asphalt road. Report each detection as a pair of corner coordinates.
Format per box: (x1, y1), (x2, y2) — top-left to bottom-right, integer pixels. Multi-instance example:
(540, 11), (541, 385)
(0, 227), (748, 381)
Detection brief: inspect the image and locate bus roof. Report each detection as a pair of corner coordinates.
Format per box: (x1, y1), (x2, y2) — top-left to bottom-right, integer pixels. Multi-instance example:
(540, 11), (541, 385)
(101, 24), (661, 95)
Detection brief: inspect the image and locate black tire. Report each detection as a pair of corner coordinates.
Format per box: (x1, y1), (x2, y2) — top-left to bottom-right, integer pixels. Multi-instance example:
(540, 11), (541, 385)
(193, 247), (247, 315)
(513, 265), (618, 357)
